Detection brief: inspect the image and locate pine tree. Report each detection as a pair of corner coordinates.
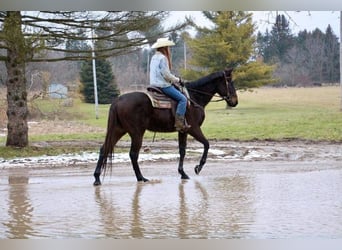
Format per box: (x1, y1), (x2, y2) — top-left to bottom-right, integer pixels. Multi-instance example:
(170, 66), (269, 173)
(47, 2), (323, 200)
(323, 25), (340, 83)
(266, 14), (294, 64)
(183, 11), (275, 89)
(80, 59), (120, 104)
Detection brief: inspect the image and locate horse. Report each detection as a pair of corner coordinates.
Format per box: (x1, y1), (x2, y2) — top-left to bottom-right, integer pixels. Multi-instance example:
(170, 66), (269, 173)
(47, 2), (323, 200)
(93, 67), (238, 185)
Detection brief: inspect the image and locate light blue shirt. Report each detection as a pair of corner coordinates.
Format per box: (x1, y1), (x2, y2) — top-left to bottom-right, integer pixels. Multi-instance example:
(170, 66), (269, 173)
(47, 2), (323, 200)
(149, 51), (179, 88)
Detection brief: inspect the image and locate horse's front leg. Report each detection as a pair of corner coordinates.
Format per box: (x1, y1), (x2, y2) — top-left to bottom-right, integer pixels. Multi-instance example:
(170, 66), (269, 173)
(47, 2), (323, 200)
(178, 132), (190, 179)
(189, 128), (209, 175)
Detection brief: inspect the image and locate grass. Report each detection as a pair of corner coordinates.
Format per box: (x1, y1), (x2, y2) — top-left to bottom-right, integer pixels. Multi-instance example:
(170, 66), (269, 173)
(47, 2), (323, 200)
(203, 86), (342, 141)
(1, 86), (341, 158)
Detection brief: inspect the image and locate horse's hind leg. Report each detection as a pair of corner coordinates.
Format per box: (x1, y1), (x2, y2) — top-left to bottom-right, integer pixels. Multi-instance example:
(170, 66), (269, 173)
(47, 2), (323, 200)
(178, 132), (190, 179)
(93, 130), (125, 186)
(129, 134), (149, 182)
(93, 146), (105, 186)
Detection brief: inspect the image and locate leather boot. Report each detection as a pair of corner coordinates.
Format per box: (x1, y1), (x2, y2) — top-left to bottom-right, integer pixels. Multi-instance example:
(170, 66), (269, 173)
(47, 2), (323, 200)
(175, 114), (191, 132)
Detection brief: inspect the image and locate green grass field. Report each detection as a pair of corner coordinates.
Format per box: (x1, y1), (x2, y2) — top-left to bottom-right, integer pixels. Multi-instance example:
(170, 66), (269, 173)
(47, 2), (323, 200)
(0, 86), (341, 158)
(203, 86), (342, 141)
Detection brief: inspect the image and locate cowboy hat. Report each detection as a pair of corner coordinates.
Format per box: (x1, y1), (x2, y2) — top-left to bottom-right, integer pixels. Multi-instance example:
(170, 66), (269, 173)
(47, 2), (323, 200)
(151, 38), (175, 49)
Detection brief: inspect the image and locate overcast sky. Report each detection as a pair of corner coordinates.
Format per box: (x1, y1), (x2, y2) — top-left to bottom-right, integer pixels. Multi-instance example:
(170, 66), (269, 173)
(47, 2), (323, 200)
(167, 11), (340, 39)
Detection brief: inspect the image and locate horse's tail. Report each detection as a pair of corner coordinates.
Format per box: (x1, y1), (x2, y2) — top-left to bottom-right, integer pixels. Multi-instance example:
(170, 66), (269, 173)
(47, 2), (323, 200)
(101, 100), (119, 175)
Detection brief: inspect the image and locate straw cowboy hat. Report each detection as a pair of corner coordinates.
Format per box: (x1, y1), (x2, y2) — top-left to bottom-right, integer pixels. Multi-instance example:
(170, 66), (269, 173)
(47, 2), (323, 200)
(151, 37), (175, 49)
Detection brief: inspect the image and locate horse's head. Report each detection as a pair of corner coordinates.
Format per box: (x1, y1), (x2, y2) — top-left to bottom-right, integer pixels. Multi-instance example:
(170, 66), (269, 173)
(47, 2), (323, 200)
(218, 67), (238, 107)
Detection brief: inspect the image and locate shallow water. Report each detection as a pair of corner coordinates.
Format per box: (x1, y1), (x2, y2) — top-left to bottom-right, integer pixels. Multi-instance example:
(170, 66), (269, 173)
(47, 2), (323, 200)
(1, 160), (342, 239)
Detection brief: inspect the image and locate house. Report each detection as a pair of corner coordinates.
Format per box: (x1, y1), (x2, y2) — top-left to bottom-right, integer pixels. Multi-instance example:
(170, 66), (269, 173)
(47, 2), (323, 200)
(49, 83), (68, 99)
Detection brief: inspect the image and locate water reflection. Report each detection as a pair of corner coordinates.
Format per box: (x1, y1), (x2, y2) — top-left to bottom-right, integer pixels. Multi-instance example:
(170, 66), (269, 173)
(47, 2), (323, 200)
(178, 181), (188, 238)
(94, 182), (147, 238)
(178, 180), (210, 238)
(4, 172), (34, 239)
(131, 183), (143, 238)
(202, 174), (255, 238)
(94, 180), (211, 238)
(2, 162), (341, 239)
(94, 186), (120, 238)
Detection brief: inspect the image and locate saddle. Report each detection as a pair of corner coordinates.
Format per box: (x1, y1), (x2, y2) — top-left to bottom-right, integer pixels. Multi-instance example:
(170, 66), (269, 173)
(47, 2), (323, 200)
(146, 86), (190, 109)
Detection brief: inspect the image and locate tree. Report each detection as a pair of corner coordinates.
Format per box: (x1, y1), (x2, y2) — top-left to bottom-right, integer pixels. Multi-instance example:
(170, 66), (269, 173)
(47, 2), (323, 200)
(323, 25), (340, 83)
(0, 11), (187, 147)
(183, 11), (274, 89)
(261, 14), (294, 64)
(1, 12), (30, 147)
(257, 14), (340, 86)
(80, 58), (120, 104)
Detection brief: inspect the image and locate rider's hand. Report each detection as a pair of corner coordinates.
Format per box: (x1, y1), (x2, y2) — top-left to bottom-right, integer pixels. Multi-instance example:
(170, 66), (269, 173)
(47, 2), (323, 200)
(178, 77), (184, 87)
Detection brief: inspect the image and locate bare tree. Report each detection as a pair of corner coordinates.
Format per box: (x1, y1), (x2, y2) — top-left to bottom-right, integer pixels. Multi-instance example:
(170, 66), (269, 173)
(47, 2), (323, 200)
(0, 11), (187, 147)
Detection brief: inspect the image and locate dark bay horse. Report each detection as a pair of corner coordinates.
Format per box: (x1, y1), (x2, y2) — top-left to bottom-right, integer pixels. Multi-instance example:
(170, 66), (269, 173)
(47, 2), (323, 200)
(93, 67), (238, 185)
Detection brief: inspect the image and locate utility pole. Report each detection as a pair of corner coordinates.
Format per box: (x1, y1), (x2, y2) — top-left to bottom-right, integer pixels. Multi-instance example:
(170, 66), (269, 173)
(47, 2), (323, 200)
(184, 41), (187, 70)
(147, 47), (150, 82)
(92, 25), (99, 119)
(340, 11), (342, 111)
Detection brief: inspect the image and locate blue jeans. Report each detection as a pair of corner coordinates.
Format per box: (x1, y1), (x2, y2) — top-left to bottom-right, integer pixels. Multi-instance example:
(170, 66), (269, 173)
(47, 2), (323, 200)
(161, 85), (187, 116)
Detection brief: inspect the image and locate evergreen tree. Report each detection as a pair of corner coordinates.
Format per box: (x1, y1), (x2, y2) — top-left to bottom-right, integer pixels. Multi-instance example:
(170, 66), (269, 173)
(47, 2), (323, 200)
(257, 23), (340, 86)
(80, 59), (120, 104)
(265, 14), (294, 64)
(183, 11), (275, 89)
(323, 25), (340, 82)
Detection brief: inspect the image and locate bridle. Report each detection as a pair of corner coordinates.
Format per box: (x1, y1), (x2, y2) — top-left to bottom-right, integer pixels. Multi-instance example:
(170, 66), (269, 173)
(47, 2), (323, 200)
(185, 71), (234, 103)
(221, 70), (233, 103)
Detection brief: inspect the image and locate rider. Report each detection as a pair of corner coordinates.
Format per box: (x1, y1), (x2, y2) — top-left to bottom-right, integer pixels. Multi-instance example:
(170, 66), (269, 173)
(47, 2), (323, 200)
(149, 37), (191, 132)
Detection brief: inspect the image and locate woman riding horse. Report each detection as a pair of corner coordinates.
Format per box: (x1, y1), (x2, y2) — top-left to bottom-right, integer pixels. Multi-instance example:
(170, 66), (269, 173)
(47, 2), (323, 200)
(149, 37), (191, 132)
(93, 66), (238, 185)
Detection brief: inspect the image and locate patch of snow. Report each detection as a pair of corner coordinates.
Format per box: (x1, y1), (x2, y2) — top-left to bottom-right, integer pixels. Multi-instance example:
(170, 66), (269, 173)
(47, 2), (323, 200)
(0, 151), (180, 169)
(188, 148), (226, 156)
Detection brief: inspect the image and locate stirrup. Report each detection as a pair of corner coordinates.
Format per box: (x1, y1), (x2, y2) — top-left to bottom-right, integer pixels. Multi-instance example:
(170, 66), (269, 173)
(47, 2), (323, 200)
(175, 123), (191, 132)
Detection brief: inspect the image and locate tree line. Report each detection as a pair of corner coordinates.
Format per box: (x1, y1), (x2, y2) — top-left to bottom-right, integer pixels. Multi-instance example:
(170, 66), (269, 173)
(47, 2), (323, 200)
(257, 14), (340, 86)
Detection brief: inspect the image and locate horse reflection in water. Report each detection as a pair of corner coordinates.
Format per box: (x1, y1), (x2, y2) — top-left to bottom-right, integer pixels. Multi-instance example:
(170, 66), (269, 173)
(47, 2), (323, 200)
(94, 68), (238, 185)
(178, 181), (209, 238)
(94, 181), (209, 238)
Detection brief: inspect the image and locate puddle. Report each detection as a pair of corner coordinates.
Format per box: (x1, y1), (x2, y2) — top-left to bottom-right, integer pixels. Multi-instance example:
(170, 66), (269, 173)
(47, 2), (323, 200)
(0, 160), (341, 239)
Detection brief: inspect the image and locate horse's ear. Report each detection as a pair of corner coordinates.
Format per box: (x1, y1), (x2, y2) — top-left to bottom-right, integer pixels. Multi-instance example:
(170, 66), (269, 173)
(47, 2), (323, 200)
(225, 67), (234, 74)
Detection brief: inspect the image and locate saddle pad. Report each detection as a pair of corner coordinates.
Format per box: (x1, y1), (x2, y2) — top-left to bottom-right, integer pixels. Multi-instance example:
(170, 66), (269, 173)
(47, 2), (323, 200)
(145, 90), (173, 109)
(144, 86), (190, 109)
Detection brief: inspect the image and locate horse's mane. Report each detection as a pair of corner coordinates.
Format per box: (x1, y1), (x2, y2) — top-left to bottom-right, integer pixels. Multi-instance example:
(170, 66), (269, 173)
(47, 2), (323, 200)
(187, 71), (223, 89)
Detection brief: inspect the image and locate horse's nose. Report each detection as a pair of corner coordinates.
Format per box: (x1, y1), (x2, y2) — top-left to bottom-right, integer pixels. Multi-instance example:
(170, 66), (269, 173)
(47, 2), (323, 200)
(229, 96), (238, 107)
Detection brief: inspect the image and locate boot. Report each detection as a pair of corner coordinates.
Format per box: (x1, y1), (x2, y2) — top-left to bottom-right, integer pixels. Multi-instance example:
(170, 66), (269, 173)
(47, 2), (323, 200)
(175, 114), (191, 132)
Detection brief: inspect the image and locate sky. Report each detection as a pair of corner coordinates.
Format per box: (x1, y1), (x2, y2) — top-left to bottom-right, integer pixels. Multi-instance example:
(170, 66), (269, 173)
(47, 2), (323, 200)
(167, 11), (341, 39)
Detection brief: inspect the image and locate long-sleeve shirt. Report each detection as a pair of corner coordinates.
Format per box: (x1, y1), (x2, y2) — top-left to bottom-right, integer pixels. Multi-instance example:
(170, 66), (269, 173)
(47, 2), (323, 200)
(149, 51), (179, 88)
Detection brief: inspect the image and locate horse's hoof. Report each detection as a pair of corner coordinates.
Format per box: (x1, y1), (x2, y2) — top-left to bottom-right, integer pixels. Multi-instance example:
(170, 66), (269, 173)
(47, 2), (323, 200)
(181, 174), (190, 180)
(93, 180), (102, 186)
(194, 165), (201, 175)
(138, 177), (149, 182)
